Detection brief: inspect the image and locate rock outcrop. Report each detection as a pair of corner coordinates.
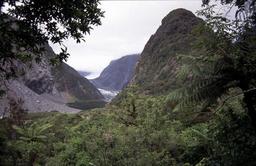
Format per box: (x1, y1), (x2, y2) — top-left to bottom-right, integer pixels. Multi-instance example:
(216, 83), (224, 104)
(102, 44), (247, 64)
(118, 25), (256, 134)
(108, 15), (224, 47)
(0, 44), (104, 115)
(132, 9), (203, 95)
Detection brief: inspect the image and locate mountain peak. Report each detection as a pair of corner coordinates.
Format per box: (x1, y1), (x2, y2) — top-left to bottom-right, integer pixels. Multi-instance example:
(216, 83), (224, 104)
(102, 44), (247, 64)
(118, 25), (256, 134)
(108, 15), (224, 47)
(163, 8), (195, 22)
(159, 8), (200, 36)
(132, 9), (203, 94)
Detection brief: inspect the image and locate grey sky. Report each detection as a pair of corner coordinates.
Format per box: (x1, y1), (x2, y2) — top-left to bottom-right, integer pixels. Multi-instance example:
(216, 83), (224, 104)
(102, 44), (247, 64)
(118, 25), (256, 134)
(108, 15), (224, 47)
(50, 1), (233, 79)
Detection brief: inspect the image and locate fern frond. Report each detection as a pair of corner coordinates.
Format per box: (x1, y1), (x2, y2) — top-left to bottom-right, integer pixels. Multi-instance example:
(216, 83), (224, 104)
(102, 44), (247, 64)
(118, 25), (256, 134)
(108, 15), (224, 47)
(12, 125), (25, 135)
(169, 71), (236, 112)
(37, 123), (52, 134)
(176, 65), (191, 81)
(191, 128), (211, 141)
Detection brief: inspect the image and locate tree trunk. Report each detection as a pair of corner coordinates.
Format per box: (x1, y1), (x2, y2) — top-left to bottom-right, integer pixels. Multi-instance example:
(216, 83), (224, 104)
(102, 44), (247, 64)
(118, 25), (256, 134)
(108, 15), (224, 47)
(240, 80), (256, 128)
(243, 91), (256, 128)
(28, 152), (37, 166)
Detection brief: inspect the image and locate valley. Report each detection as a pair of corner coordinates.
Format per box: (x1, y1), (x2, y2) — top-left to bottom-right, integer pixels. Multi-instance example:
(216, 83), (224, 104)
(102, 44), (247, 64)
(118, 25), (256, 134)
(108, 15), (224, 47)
(1, 1), (256, 166)
(90, 54), (140, 101)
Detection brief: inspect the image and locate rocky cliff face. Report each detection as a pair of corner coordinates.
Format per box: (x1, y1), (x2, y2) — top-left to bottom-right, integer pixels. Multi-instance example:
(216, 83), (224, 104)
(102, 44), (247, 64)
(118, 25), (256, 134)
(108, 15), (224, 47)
(0, 44), (104, 115)
(91, 54), (140, 91)
(132, 9), (203, 95)
(53, 63), (103, 102)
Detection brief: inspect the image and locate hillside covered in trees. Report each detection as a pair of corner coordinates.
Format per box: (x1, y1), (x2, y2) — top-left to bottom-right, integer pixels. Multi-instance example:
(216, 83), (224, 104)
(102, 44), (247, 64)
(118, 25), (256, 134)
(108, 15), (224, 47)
(1, 0), (256, 165)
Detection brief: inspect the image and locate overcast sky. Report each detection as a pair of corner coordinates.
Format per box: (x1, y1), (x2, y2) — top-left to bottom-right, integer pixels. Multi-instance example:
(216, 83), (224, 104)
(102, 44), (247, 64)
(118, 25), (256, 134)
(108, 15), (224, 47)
(50, 1), (233, 79)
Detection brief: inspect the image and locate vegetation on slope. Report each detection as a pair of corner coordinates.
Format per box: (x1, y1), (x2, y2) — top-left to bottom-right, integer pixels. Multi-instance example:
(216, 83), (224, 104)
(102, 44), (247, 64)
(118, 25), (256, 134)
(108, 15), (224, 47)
(0, 1), (256, 166)
(132, 9), (204, 95)
(1, 91), (256, 165)
(53, 62), (106, 110)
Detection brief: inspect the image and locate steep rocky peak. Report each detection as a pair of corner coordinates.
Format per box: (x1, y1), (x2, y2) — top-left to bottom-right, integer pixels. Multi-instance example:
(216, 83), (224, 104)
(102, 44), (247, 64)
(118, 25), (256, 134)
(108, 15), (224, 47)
(132, 9), (203, 95)
(162, 8), (196, 25)
(157, 8), (200, 37)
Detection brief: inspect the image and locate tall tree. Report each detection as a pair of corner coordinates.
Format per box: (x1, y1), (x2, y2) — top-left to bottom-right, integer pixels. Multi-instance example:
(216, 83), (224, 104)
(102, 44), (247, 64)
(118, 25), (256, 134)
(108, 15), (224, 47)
(202, 0), (256, 24)
(0, 0), (104, 78)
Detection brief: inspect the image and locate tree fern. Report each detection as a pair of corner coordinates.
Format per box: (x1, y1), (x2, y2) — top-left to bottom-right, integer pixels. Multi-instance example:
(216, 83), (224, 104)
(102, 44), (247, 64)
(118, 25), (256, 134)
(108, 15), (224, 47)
(13, 123), (52, 143)
(167, 5), (256, 127)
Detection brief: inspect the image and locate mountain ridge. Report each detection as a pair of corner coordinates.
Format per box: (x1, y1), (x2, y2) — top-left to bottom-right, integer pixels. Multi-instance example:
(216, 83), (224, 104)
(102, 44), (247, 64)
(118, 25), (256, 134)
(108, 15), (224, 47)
(91, 54), (140, 91)
(131, 8), (203, 94)
(0, 44), (104, 114)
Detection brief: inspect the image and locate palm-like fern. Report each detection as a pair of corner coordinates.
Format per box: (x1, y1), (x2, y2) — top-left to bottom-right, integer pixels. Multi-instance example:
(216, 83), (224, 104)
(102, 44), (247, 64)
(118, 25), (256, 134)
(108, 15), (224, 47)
(168, 55), (237, 111)
(13, 123), (53, 143)
(167, 5), (256, 127)
(11, 123), (53, 165)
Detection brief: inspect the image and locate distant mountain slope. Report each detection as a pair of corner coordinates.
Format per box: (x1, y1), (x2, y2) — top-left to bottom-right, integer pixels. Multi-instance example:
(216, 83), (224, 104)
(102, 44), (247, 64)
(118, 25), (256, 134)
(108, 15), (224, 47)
(132, 8), (203, 95)
(91, 54), (140, 91)
(0, 44), (104, 114)
(77, 70), (90, 77)
(53, 63), (103, 102)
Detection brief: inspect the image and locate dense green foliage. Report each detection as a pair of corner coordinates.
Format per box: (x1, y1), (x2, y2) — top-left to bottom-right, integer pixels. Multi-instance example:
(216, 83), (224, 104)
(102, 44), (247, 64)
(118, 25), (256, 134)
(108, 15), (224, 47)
(1, 1), (256, 166)
(168, 5), (256, 127)
(67, 100), (106, 110)
(1, 92), (256, 165)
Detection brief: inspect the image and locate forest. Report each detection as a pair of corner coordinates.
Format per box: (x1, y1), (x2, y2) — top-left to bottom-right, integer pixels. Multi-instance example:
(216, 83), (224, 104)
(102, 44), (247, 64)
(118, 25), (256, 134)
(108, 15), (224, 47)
(0, 0), (256, 165)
